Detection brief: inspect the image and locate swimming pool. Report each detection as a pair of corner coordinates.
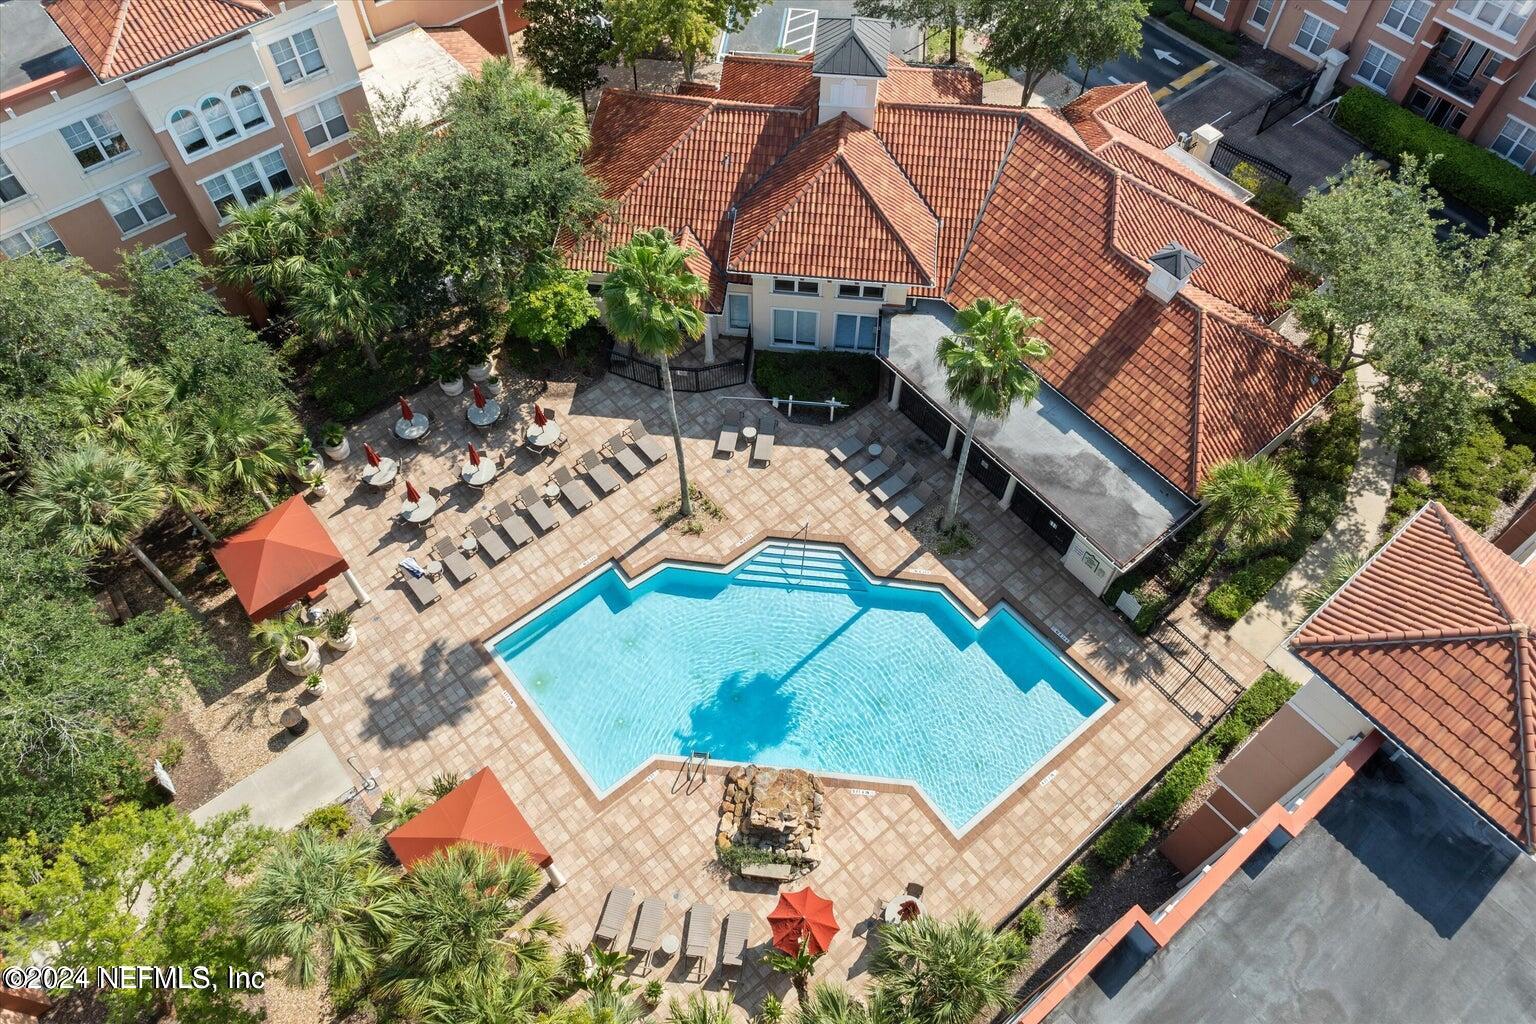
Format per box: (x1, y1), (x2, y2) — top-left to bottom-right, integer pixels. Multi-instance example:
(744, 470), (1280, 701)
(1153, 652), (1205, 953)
(490, 543), (1110, 831)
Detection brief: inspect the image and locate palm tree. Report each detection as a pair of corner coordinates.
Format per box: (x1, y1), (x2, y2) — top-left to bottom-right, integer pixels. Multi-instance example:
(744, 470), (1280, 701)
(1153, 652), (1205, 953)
(376, 844), (560, 1019)
(1301, 553), (1364, 617)
(377, 789), (429, 832)
(292, 257), (393, 370)
(1198, 456), (1300, 555)
(869, 911), (1030, 1024)
(211, 186), (331, 302)
(934, 299), (1050, 532)
(665, 991), (735, 1024)
(194, 398), (301, 509)
(54, 358), (173, 446)
(133, 419), (219, 545)
(794, 984), (894, 1024)
(21, 443), (191, 610)
(602, 228), (707, 517)
(240, 829), (398, 991)
(763, 933), (821, 1003)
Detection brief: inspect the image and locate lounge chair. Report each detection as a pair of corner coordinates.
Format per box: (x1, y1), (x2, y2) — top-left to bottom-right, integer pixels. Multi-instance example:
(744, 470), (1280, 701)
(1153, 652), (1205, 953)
(469, 516), (510, 563)
(715, 414), (741, 456)
(432, 536), (479, 585)
(871, 462), (915, 503)
(630, 898), (664, 970)
(627, 420), (669, 464)
(517, 485), (562, 533)
(394, 568), (440, 609)
(490, 500), (535, 547)
(720, 910), (750, 983)
(683, 903), (715, 979)
(829, 430), (867, 464)
(890, 483), (932, 525)
(752, 413), (776, 464)
(855, 449), (894, 486)
(594, 886), (635, 945)
(578, 450), (623, 495)
(605, 433), (649, 477)
(552, 465), (596, 510)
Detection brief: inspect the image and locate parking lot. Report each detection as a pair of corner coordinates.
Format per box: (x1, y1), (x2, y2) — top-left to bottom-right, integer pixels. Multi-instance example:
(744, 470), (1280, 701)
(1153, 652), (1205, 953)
(1064, 19), (1221, 104)
(718, 1), (922, 60)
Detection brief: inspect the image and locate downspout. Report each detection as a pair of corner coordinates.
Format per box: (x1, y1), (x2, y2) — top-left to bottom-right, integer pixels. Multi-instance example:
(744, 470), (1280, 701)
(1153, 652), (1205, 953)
(1263, 1), (1287, 50)
(496, 0), (513, 55)
(353, 0), (376, 42)
(1513, 626), (1536, 854)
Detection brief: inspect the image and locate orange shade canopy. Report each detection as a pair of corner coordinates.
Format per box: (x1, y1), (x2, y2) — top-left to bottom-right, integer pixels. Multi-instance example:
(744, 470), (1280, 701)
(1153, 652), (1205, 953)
(212, 495), (348, 621)
(387, 767), (552, 870)
(768, 887), (839, 956)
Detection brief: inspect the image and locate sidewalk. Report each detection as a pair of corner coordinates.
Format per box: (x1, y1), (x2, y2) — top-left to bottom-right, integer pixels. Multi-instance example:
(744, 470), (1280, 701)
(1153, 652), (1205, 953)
(1228, 364), (1395, 681)
(189, 732), (355, 831)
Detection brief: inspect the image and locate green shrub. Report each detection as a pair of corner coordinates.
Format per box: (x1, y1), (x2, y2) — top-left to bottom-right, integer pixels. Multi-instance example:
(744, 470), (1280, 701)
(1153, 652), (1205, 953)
(752, 349), (881, 409)
(1058, 863), (1093, 904)
(1234, 671), (1300, 728)
(1136, 743), (1217, 828)
(1502, 364), (1536, 437)
(1335, 86), (1536, 225)
(1204, 555), (1291, 623)
(298, 803), (352, 839)
(1093, 817), (1154, 870)
(306, 339), (425, 422)
(1251, 180), (1303, 225)
(644, 980), (665, 1006)
(1150, 0), (1240, 58)
(717, 842), (795, 874)
(1207, 715), (1252, 757)
(1015, 905), (1046, 943)
(1423, 420), (1535, 529)
(1385, 475), (1433, 533)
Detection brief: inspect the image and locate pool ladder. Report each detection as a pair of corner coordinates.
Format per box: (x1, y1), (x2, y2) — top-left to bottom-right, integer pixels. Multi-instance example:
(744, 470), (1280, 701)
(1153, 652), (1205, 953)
(677, 750), (711, 794)
(792, 521), (810, 584)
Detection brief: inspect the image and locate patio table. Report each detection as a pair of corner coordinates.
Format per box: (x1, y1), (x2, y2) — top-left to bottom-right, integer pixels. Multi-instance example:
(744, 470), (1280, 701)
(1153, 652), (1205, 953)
(742, 425), (758, 441)
(461, 460), (496, 487)
(527, 422), (562, 448)
(467, 399), (501, 428)
(660, 933), (680, 957)
(364, 458), (399, 488)
(460, 534), (479, 554)
(400, 495), (438, 523)
(394, 413), (430, 441)
(542, 481), (561, 502)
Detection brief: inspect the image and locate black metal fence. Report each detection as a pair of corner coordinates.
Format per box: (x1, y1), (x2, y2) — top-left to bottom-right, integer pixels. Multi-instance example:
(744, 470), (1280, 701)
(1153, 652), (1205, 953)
(607, 334), (754, 392)
(1146, 620), (1243, 726)
(1257, 69), (1321, 134)
(1211, 138), (1293, 187)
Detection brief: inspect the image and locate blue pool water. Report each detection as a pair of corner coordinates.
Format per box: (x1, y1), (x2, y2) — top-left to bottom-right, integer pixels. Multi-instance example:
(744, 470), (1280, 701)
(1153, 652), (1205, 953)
(492, 544), (1108, 830)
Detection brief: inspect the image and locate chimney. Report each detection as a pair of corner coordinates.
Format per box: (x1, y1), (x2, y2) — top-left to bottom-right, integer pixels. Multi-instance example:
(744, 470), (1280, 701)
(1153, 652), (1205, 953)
(1145, 243), (1203, 303)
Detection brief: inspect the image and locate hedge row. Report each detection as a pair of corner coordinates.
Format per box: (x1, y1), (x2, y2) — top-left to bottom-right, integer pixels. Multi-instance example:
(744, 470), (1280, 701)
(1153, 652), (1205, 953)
(1203, 555), (1291, 624)
(1334, 86), (1536, 225)
(1150, 0), (1241, 59)
(1208, 670), (1300, 757)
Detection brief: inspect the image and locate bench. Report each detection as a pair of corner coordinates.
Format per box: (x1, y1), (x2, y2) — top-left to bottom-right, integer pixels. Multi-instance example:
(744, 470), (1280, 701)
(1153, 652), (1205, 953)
(739, 861), (793, 882)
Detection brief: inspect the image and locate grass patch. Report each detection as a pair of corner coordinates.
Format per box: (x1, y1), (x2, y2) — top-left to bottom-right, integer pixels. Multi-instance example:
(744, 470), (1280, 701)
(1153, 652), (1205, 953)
(652, 484), (727, 536)
(752, 349), (881, 410)
(937, 523), (974, 555)
(1150, 0), (1240, 59)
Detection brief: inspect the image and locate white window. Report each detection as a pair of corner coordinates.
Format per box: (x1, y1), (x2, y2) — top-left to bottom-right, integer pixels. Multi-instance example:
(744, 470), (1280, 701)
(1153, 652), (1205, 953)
(833, 313), (878, 352)
(1451, 0), (1532, 37)
(1526, 79), (1536, 103)
(1, 223), (66, 259)
(150, 236), (194, 269)
(1196, 0), (1229, 16)
(1491, 116), (1536, 167)
(837, 282), (884, 300)
(60, 113), (129, 170)
(1380, 0), (1431, 38)
(102, 178), (170, 234)
(1293, 13), (1337, 58)
(726, 293), (750, 330)
(772, 308), (818, 346)
(1250, 0), (1274, 28)
(0, 158), (24, 204)
(269, 29), (325, 84)
(1323, 0), (1349, 10)
(297, 97), (349, 149)
(170, 108), (209, 155)
(201, 149), (295, 218)
(229, 85), (267, 130)
(1356, 44), (1404, 93)
(199, 96), (238, 143)
(772, 277), (819, 295)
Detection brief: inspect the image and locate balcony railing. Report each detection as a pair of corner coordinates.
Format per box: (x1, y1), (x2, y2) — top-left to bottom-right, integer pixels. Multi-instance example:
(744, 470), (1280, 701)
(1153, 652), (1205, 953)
(1418, 53), (1487, 103)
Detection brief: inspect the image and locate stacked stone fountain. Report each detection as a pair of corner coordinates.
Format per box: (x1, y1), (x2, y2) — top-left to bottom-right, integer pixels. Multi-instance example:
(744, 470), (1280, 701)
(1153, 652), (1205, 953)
(716, 765), (825, 876)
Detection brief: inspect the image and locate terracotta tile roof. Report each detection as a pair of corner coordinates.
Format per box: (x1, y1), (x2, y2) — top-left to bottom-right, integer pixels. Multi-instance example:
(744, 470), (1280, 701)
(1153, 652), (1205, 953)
(1294, 502), (1536, 852)
(1061, 81), (1177, 151)
(880, 56), (982, 105)
(728, 115), (938, 286)
(697, 54), (820, 109)
(424, 26), (494, 77)
(43, 0), (269, 79)
(676, 226), (725, 310)
(1097, 135), (1287, 246)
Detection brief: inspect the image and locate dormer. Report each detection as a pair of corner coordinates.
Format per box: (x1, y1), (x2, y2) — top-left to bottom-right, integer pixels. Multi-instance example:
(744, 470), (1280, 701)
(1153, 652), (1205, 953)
(811, 17), (890, 127)
(1145, 242), (1203, 303)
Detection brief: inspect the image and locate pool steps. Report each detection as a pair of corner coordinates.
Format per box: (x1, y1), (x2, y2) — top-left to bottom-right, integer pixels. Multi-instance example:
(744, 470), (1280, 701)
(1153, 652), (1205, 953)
(734, 543), (869, 592)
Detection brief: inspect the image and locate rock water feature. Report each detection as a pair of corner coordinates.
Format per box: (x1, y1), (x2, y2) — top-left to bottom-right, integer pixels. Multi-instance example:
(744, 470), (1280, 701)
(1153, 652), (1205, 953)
(716, 765), (825, 876)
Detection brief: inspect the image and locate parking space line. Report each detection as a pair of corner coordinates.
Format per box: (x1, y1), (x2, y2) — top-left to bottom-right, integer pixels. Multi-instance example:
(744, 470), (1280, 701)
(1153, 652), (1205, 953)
(780, 8), (818, 53)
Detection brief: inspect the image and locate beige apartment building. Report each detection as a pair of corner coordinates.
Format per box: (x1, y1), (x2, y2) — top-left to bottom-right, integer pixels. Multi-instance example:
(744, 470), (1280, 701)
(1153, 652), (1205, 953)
(0, 0), (521, 313)
(1187, 0), (1536, 170)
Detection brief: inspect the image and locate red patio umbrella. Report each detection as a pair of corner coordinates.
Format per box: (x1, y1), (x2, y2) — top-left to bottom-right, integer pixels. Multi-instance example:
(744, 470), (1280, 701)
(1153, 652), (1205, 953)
(363, 442), (382, 468)
(467, 442), (481, 466)
(472, 383), (486, 409)
(768, 887), (840, 956)
(404, 480), (421, 503)
(398, 395), (414, 421)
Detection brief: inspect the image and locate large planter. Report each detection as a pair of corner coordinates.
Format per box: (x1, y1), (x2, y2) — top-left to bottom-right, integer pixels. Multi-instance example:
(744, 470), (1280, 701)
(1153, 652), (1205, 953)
(323, 437), (350, 461)
(309, 482), (330, 499)
(326, 625), (358, 652)
(281, 636), (321, 677)
(467, 360), (492, 382)
(439, 376), (464, 396)
(484, 376), (504, 397)
(303, 456), (324, 477)
(306, 679), (328, 697)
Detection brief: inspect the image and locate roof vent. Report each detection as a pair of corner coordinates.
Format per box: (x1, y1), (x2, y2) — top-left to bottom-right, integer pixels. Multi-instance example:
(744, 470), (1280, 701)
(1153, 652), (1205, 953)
(1146, 242), (1203, 303)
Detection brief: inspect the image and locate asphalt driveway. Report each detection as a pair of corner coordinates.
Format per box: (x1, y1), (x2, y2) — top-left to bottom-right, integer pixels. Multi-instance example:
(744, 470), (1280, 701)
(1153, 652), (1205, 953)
(1064, 19), (1221, 102)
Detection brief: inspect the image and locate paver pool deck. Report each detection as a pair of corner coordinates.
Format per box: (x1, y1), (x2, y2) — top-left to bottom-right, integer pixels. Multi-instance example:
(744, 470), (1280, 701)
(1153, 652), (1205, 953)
(302, 370), (1253, 1010)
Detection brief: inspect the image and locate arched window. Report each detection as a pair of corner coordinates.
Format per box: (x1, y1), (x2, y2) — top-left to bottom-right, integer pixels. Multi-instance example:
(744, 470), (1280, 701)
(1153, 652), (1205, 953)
(229, 85), (266, 131)
(200, 96), (238, 143)
(169, 108), (208, 155)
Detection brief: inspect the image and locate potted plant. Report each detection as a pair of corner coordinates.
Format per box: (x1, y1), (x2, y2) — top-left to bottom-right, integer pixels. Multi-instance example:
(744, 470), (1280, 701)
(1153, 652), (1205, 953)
(250, 611), (321, 677)
(304, 671), (327, 697)
(301, 465), (328, 498)
(483, 373), (503, 398)
(296, 436), (323, 477)
(431, 350), (465, 396)
(465, 340), (494, 382)
(321, 422), (349, 461)
(323, 608), (357, 652)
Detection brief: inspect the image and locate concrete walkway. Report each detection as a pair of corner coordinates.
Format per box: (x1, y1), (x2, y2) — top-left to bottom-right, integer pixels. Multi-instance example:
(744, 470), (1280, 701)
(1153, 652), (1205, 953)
(190, 732), (355, 831)
(1229, 364), (1395, 681)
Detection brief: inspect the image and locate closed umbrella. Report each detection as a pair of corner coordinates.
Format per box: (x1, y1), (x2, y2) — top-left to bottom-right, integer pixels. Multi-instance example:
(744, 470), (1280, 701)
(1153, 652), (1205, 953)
(768, 887), (839, 956)
(533, 404), (547, 427)
(398, 396), (414, 421)
(472, 384), (487, 409)
(467, 443), (481, 466)
(405, 480), (421, 504)
(363, 442), (382, 468)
